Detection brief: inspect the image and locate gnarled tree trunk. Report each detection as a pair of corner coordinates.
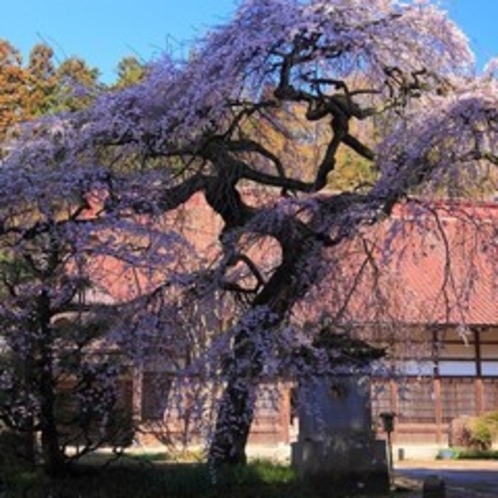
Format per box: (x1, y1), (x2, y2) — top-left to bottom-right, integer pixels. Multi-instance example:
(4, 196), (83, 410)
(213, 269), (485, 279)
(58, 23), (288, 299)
(208, 232), (322, 466)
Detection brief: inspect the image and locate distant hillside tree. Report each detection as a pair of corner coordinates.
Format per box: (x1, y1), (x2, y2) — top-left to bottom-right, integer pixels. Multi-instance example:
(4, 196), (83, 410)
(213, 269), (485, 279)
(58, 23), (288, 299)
(0, 40), (28, 138)
(54, 56), (101, 112)
(114, 56), (147, 88)
(26, 43), (58, 117)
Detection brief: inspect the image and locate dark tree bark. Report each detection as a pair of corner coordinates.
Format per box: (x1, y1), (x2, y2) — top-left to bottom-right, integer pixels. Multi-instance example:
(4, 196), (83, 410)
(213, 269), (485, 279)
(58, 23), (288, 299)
(208, 369), (257, 466)
(207, 224), (323, 465)
(36, 290), (66, 476)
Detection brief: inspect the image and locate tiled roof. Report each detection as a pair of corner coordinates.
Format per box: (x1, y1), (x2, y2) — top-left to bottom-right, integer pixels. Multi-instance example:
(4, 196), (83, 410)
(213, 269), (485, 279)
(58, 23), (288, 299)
(317, 200), (498, 326)
(84, 195), (498, 327)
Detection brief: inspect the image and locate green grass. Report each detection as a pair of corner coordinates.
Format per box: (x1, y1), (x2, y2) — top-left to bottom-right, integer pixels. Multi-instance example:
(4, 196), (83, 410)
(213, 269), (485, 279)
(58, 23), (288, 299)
(454, 448), (498, 460)
(0, 456), (401, 498)
(437, 446), (498, 460)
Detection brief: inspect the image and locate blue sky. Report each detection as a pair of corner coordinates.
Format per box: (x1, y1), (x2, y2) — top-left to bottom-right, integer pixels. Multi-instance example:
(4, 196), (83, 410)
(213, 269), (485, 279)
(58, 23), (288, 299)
(0, 0), (496, 83)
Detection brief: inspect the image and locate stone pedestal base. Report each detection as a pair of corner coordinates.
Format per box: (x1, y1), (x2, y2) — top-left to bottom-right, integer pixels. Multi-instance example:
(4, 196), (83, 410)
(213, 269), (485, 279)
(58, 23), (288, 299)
(291, 433), (389, 495)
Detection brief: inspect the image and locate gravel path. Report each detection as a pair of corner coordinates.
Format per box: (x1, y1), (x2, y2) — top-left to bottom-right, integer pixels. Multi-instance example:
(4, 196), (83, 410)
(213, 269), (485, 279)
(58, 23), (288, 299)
(395, 460), (498, 498)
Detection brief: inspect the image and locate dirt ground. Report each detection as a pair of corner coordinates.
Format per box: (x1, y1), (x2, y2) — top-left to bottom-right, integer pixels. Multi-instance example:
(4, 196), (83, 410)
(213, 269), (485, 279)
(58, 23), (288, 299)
(395, 459), (498, 498)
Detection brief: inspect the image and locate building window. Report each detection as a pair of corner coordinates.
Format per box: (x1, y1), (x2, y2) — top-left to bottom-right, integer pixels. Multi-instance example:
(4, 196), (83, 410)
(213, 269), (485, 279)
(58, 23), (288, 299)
(141, 372), (173, 421)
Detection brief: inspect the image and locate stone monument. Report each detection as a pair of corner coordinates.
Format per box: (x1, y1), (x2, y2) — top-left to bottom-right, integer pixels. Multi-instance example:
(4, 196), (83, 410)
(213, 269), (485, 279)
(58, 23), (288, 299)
(291, 331), (389, 495)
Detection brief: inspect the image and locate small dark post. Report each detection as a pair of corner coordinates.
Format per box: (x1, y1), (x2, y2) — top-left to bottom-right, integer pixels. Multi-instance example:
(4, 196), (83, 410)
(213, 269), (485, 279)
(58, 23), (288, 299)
(423, 475), (446, 498)
(379, 412), (396, 480)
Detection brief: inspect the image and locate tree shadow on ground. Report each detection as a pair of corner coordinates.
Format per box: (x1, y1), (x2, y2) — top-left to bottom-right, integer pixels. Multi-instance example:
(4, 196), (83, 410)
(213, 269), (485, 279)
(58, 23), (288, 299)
(1, 458), (409, 498)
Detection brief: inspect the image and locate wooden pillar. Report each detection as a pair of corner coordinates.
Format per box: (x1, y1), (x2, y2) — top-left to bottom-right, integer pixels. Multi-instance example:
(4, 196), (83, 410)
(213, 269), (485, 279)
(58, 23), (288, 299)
(132, 363), (144, 423)
(389, 378), (398, 443)
(474, 329), (484, 415)
(433, 377), (443, 444)
(432, 328), (443, 444)
(279, 383), (291, 444)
